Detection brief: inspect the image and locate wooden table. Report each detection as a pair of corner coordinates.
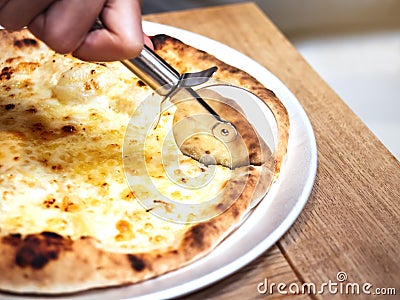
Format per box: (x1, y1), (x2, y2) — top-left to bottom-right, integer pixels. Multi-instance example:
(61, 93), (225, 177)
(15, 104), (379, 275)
(145, 3), (400, 299)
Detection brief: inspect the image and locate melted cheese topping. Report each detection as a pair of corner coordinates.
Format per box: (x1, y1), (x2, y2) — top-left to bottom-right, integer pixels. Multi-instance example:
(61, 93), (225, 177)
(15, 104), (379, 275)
(0, 35), (231, 252)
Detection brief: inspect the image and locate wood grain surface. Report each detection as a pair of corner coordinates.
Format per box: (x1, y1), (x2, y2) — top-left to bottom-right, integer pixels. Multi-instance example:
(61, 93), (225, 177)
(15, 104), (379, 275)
(145, 3), (400, 299)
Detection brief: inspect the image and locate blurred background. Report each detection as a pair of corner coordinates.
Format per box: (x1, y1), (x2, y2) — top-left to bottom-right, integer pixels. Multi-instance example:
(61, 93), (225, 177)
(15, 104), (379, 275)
(142, 0), (400, 160)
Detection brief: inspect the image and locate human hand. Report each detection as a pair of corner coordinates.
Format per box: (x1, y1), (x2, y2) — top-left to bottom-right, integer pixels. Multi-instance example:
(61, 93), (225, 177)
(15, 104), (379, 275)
(0, 0), (152, 61)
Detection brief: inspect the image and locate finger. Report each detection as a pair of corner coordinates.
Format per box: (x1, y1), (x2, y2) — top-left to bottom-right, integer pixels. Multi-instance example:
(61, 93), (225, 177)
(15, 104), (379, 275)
(0, 0), (54, 30)
(144, 34), (154, 50)
(72, 0), (145, 61)
(28, 0), (105, 54)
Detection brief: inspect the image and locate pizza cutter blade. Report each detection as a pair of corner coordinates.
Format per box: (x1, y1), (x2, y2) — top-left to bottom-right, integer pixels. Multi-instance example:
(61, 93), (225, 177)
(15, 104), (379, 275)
(168, 82), (277, 209)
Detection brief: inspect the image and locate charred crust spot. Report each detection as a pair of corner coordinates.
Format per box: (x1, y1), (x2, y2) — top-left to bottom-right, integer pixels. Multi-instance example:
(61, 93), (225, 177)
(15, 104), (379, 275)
(231, 206), (239, 218)
(127, 254), (146, 272)
(17, 249), (47, 269)
(205, 150), (211, 154)
(51, 164), (63, 171)
(43, 198), (56, 208)
(4, 103), (15, 110)
(265, 88), (276, 97)
(136, 80), (146, 87)
(61, 125), (77, 134)
(14, 38), (38, 48)
(14, 232), (72, 270)
(2, 233), (22, 247)
(186, 224), (206, 250)
(150, 34), (172, 50)
(10, 233), (22, 239)
(25, 107), (37, 113)
(0, 67), (14, 80)
(249, 152), (257, 162)
(41, 231), (63, 239)
(216, 202), (227, 211)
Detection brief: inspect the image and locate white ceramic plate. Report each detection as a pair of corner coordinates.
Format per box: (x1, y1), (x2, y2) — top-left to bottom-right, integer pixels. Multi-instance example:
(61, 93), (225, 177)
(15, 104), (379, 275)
(0, 22), (317, 300)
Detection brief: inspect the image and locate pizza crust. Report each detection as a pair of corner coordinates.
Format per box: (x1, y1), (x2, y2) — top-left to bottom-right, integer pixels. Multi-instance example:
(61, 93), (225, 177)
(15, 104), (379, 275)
(0, 165), (264, 294)
(0, 30), (288, 294)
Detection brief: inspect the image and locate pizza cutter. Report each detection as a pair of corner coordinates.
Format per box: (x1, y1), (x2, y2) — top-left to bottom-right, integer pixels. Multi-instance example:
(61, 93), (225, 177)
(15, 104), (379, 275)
(91, 20), (256, 169)
(92, 21), (277, 211)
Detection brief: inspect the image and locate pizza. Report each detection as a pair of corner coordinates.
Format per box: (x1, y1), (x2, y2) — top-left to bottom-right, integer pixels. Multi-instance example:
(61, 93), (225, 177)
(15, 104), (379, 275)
(0, 29), (289, 294)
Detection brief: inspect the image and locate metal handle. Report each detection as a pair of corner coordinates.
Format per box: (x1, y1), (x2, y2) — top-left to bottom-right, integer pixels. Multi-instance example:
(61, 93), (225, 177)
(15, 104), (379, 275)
(91, 18), (180, 95)
(121, 46), (180, 95)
